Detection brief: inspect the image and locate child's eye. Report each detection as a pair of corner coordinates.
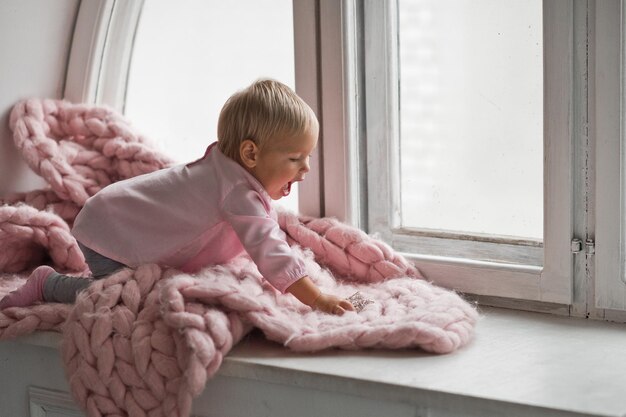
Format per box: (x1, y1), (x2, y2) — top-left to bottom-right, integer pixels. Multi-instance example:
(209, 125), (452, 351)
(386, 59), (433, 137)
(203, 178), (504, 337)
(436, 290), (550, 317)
(289, 154), (312, 162)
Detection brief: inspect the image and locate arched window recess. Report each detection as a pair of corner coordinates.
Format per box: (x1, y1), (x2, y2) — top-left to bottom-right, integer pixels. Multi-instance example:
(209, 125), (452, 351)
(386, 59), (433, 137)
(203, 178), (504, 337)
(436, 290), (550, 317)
(64, 0), (144, 110)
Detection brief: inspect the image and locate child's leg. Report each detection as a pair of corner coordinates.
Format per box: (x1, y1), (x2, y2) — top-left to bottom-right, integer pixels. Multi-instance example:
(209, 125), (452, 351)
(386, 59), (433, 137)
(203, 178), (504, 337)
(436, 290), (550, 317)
(42, 243), (126, 304)
(0, 268), (93, 308)
(0, 243), (126, 308)
(0, 266), (56, 309)
(41, 272), (93, 303)
(78, 242), (126, 279)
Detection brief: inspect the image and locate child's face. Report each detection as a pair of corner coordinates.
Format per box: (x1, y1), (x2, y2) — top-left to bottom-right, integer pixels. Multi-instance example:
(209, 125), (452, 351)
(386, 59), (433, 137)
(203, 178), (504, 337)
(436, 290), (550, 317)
(245, 130), (318, 200)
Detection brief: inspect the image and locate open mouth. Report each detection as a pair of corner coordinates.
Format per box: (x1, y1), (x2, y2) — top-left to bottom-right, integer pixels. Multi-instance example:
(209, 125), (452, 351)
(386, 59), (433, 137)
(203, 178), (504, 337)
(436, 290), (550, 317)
(281, 176), (306, 197)
(281, 181), (293, 197)
(282, 177), (304, 197)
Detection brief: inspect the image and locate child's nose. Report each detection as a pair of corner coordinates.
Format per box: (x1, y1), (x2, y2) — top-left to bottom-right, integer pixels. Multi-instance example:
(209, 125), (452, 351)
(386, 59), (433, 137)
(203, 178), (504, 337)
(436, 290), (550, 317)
(301, 159), (310, 172)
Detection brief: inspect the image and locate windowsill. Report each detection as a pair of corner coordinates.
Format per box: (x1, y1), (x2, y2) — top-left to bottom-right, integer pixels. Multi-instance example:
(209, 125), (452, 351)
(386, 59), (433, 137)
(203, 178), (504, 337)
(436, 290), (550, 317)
(11, 307), (626, 417)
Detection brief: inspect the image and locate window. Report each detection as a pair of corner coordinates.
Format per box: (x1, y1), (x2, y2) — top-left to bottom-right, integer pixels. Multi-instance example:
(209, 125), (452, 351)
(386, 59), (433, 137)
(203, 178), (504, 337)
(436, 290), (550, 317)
(65, 0), (626, 318)
(125, 0), (299, 212)
(298, 0), (623, 316)
(398, 0), (543, 241)
(64, 0), (299, 213)
(595, 0), (626, 312)
(357, 0), (573, 303)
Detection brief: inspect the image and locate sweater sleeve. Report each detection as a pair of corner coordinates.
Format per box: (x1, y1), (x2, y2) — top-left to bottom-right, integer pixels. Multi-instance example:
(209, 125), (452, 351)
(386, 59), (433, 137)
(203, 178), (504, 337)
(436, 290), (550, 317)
(221, 185), (307, 293)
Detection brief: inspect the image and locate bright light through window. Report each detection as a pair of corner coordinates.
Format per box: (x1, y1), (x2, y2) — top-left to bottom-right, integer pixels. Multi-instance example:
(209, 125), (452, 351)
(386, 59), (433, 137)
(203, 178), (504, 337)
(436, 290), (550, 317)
(125, 0), (298, 212)
(398, 0), (543, 240)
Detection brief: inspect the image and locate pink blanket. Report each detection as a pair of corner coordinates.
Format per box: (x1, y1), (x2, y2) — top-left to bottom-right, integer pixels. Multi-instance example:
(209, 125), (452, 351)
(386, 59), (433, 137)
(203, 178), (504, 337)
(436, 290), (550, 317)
(0, 99), (478, 417)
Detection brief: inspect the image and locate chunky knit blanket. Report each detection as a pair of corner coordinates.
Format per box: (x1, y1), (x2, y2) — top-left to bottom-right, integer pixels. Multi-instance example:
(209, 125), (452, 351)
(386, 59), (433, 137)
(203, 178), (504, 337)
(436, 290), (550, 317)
(0, 99), (478, 417)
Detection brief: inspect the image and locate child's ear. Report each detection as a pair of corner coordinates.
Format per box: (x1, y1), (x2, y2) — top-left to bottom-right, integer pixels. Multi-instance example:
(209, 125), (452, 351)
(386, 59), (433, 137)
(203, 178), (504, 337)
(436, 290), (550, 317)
(239, 139), (259, 168)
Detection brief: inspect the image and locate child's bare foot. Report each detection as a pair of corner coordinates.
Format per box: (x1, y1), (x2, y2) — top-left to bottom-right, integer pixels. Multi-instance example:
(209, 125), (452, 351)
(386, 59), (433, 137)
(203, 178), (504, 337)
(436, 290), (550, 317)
(0, 266), (55, 309)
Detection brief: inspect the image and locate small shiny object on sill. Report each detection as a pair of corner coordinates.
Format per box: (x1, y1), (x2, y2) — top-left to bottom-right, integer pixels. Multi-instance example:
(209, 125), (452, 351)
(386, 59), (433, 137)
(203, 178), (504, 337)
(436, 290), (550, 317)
(348, 292), (375, 312)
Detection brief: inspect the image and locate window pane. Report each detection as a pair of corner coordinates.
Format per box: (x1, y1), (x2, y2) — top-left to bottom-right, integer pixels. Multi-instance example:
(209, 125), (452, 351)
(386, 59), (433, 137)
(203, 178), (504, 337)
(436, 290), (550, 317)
(125, 0), (298, 212)
(398, 0), (543, 239)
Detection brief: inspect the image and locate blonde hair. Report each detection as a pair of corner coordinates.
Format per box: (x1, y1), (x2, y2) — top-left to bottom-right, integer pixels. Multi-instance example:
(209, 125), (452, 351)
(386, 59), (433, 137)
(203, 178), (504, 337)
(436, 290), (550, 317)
(217, 79), (318, 161)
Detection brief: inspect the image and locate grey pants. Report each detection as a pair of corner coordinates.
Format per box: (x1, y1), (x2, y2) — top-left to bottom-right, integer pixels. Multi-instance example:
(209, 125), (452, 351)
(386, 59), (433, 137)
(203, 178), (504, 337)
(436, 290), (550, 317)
(43, 242), (126, 303)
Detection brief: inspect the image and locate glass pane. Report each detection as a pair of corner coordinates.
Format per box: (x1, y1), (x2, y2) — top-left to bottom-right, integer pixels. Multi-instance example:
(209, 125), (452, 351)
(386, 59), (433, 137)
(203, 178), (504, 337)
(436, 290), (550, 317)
(398, 0), (543, 240)
(125, 0), (298, 212)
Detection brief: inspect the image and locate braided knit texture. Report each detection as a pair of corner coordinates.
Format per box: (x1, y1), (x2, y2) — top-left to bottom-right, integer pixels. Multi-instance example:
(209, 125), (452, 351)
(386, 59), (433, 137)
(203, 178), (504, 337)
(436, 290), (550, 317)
(0, 99), (478, 417)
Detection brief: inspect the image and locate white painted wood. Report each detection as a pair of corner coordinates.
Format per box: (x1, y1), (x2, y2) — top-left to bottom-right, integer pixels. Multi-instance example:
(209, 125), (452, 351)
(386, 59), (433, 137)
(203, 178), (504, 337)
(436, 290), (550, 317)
(318, 0), (360, 225)
(392, 233), (543, 266)
(364, 0), (401, 244)
(220, 307), (626, 417)
(96, 0), (144, 110)
(0, 335), (75, 417)
(539, 0), (575, 304)
(362, 0), (574, 304)
(622, 0), (626, 289)
(594, 0), (626, 310)
(340, 0), (365, 229)
(5, 308), (626, 417)
(193, 375), (416, 417)
(294, 0), (362, 223)
(0, 0), (80, 196)
(64, 0), (143, 109)
(29, 387), (84, 417)
(293, 0), (323, 218)
(64, 0), (114, 104)
(408, 253), (543, 300)
(569, 0), (594, 318)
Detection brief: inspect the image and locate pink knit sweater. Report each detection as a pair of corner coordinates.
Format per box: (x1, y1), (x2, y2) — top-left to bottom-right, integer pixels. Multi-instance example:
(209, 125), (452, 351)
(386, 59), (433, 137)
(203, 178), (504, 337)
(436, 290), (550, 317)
(72, 141), (307, 292)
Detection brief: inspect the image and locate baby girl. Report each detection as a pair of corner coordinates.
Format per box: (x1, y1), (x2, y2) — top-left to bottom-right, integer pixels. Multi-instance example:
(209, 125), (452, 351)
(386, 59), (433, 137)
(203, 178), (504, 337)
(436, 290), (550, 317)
(0, 79), (355, 315)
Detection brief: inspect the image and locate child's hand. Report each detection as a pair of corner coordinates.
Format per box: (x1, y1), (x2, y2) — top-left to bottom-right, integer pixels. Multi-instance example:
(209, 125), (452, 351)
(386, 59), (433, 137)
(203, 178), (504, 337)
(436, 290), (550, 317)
(285, 277), (356, 315)
(313, 293), (356, 315)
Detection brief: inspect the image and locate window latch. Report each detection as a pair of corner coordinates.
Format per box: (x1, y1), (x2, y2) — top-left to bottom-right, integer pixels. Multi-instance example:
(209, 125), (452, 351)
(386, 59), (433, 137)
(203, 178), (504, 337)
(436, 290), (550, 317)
(571, 238), (595, 255)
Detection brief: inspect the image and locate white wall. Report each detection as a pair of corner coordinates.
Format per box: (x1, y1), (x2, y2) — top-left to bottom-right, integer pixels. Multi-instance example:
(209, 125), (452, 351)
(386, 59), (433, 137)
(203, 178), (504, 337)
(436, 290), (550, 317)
(0, 0), (80, 196)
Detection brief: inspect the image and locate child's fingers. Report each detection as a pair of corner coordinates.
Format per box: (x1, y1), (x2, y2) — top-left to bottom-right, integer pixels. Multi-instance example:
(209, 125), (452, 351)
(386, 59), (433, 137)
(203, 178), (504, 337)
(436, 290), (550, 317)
(314, 294), (358, 315)
(331, 300), (356, 315)
(332, 305), (346, 315)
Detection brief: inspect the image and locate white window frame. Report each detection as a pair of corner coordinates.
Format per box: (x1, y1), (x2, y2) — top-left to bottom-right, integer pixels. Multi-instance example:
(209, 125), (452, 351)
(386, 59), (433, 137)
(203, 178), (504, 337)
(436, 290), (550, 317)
(294, 0), (363, 222)
(64, 0), (143, 109)
(296, 0), (574, 304)
(65, 0), (353, 223)
(64, 0), (626, 317)
(595, 0), (626, 311)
